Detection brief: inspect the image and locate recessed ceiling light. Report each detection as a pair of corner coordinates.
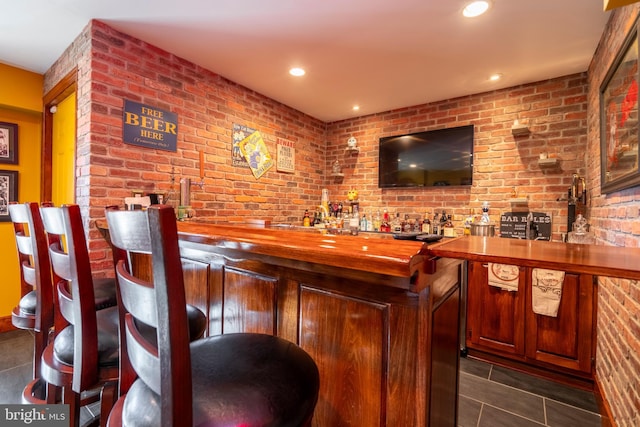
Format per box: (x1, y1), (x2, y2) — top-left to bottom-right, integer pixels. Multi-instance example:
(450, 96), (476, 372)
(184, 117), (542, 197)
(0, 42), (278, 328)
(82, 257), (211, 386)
(352, 105), (360, 111)
(463, 1), (490, 18)
(289, 67), (305, 77)
(489, 73), (503, 82)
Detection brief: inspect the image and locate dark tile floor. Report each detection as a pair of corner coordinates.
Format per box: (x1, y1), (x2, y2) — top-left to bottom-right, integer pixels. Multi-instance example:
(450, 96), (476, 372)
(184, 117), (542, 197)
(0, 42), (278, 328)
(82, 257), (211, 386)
(0, 329), (99, 426)
(458, 356), (603, 427)
(0, 329), (603, 426)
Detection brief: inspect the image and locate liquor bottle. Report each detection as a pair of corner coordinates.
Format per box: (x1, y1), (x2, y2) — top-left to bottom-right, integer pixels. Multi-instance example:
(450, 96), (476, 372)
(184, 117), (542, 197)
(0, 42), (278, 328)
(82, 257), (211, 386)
(403, 214), (413, 233)
(391, 213), (402, 233)
(421, 212), (431, 234)
(366, 211), (374, 232)
(342, 208), (351, 232)
(432, 212), (440, 235)
(360, 212), (368, 232)
(381, 209), (391, 233)
(443, 214), (456, 237)
(463, 208), (474, 235)
(350, 205), (360, 235)
(303, 209), (310, 227)
(439, 210), (448, 235)
(373, 210), (382, 232)
(413, 216), (421, 232)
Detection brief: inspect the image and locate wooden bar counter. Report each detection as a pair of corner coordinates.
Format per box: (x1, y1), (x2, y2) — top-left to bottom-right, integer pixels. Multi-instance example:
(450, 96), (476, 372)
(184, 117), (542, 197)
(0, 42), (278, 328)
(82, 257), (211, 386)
(429, 235), (640, 388)
(163, 223), (465, 427)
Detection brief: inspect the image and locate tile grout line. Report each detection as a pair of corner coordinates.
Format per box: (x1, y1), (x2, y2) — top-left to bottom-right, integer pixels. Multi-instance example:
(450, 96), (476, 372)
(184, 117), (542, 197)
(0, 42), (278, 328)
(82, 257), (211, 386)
(460, 370), (600, 417)
(467, 397), (547, 427)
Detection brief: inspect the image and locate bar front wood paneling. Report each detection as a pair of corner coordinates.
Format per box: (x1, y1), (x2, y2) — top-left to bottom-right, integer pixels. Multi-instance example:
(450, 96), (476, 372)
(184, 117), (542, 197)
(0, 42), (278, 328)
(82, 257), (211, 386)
(170, 222), (462, 427)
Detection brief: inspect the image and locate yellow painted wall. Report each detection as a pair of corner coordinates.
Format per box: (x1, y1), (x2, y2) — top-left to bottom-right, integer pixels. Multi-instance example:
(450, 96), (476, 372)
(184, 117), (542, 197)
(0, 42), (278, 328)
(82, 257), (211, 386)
(0, 62), (43, 111)
(0, 63), (43, 319)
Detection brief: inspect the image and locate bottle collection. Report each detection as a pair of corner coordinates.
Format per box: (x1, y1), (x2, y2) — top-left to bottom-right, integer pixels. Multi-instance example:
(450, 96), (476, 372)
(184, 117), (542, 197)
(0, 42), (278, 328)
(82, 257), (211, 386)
(302, 189), (488, 237)
(303, 204), (478, 237)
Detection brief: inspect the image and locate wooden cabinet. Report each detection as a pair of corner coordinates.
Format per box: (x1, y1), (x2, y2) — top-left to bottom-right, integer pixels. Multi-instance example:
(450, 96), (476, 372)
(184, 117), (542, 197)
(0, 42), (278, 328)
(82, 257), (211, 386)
(525, 272), (595, 374)
(467, 261), (526, 357)
(166, 226), (464, 427)
(466, 261), (595, 381)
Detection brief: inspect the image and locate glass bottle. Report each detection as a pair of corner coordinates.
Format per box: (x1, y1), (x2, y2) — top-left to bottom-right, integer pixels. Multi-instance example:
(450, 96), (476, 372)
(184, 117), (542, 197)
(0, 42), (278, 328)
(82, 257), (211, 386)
(360, 212), (368, 232)
(342, 208), (351, 232)
(421, 212), (431, 234)
(443, 214), (456, 237)
(432, 212), (440, 235)
(403, 214), (413, 233)
(463, 208), (474, 235)
(413, 216), (421, 232)
(303, 209), (310, 227)
(392, 212), (402, 233)
(349, 205), (360, 235)
(373, 210), (382, 232)
(381, 209), (391, 233)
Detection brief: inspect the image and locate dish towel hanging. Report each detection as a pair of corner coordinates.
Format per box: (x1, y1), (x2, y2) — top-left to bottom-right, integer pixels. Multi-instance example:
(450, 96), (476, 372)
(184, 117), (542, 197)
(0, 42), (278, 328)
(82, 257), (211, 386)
(487, 263), (520, 291)
(531, 268), (565, 317)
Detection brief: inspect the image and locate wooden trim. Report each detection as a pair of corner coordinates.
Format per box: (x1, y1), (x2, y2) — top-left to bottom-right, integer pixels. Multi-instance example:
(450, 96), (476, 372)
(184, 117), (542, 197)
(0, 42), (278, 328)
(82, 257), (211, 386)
(41, 68), (78, 202)
(0, 316), (17, 333)
(594, 372), (616, 427)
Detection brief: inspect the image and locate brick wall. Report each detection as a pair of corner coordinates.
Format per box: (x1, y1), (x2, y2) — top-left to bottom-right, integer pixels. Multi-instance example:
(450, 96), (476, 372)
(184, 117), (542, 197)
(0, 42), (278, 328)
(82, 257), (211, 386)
(44, 20), (328, 274)
(587, 6), (640, 427)
(325, 73), (589, 241)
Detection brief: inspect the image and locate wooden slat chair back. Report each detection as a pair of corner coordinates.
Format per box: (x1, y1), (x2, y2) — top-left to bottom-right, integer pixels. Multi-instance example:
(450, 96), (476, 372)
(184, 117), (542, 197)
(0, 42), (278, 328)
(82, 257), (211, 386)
(39, 204), (120, 427)
(8, 202), (55, 402)
(105, 205), (320, 427)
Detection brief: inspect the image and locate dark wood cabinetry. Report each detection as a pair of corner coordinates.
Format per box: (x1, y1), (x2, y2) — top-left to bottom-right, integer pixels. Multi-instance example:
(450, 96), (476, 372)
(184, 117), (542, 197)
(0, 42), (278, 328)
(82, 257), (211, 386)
(164, 224), (464, 427)
(467, 261), (526, 356)
(525, 271), (595, 374)
(465, 260), (596, 382)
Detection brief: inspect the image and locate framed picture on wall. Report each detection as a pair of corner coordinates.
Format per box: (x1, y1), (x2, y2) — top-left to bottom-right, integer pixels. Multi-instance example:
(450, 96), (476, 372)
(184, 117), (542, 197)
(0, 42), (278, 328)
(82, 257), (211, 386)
(0, 122), (18, 165)
(600, 18), (640, 194)
(0, 170), (18, 222)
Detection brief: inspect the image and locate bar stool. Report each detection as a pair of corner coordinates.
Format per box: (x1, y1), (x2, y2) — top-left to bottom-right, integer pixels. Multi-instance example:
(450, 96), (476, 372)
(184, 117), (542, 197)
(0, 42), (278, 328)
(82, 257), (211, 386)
(8, 202), (55, 403)
(105, 205), (320, 426)
(40, 204), (120, 427)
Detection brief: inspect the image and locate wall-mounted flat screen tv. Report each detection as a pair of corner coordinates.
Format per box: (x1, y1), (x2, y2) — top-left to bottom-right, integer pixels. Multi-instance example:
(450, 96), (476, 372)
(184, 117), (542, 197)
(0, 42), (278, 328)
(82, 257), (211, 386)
(378, 125), (474, 188)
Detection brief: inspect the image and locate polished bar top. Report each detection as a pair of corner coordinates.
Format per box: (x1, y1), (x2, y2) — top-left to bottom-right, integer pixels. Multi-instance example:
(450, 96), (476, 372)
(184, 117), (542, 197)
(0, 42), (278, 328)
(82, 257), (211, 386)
(429, 235), (640, 280)
(99, 218), (640, 280)
(176, 222), (431, 278)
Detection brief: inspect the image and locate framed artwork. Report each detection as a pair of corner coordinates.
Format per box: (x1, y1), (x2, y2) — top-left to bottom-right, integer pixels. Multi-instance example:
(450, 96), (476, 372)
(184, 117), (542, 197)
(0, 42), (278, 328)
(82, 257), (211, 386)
(0, 122), (18, 165)
(0, 170), (18, 222)
(600, 18), (640, 193)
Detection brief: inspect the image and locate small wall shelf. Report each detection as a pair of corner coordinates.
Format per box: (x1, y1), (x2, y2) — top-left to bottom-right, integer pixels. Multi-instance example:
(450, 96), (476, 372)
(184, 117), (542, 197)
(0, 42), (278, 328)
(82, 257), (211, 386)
(511, 123), (530, 137)
(345, 147), (360, 154)
(538, 158), (558, 166)
(331, 173), (344, 178)
(509, 197), (529, 204)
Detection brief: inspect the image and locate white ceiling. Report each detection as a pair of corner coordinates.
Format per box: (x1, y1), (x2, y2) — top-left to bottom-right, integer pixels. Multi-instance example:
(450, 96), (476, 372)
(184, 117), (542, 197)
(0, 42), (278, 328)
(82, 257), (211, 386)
(1, 0), (610, 122)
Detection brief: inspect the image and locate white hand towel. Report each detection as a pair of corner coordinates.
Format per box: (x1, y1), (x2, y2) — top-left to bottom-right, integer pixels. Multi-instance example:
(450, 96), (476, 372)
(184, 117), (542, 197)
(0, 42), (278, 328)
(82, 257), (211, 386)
(487, 263), (520, 292)
(531, 268), (565, 317)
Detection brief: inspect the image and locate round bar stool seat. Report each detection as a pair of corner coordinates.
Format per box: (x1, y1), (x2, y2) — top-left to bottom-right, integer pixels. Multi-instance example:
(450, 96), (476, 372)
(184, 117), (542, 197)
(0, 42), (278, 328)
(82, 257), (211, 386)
(115, 333), (319, 427)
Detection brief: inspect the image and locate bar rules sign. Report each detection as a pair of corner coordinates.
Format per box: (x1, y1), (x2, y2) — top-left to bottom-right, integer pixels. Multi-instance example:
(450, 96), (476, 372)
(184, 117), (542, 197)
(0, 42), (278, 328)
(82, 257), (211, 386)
(123, 100), (178, 152)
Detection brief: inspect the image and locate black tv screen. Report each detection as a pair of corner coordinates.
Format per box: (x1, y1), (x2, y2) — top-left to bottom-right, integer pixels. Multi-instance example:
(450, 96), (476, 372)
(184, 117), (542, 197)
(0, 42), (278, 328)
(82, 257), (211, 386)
(378, 125), (474, 188)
